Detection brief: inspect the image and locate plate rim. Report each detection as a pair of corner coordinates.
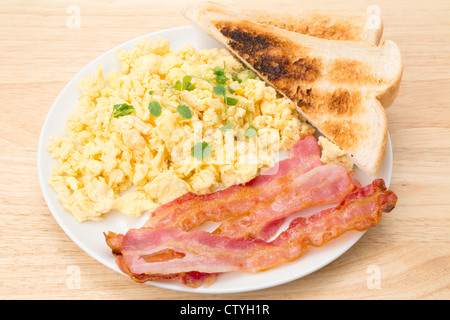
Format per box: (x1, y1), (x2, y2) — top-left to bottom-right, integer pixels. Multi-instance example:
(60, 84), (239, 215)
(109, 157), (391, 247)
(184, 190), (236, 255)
(37, 25), (393, 294)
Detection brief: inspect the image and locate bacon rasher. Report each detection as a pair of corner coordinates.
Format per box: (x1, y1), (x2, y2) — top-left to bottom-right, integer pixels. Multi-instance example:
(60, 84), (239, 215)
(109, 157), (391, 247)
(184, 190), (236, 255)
(143, 135), (323, 231)
(107, 179), (397, 279)
(105, 231), (219, 286)
(105, 136), (360, 286)
(213, 163), (356, 240)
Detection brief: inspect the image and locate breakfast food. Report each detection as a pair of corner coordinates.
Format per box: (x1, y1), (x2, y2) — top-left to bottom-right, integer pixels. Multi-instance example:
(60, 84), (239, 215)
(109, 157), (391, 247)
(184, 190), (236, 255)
(104, 136), (397, 287)
(101, 5), (401, 287)
(105, 178), (397, 284)
(142, 135), (323, 231)
(45, 1), (401, 290)
(47, 37), (329, 222)
(105, 135), (368, 287)
(141, 136), (356, 239)
(189, 2), (383, 45)
(212, 163), (356, 240)
(184, 2), (403, 178)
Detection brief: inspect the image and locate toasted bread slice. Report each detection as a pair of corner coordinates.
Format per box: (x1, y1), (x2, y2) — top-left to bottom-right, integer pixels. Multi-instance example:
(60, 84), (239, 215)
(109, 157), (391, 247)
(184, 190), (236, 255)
(193, 2), (383, 45)
(184, 4), (403, 178)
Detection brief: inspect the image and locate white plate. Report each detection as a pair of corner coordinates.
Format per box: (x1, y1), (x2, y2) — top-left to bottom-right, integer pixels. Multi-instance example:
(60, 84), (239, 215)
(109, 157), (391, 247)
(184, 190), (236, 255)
(37, 25), (393, 294)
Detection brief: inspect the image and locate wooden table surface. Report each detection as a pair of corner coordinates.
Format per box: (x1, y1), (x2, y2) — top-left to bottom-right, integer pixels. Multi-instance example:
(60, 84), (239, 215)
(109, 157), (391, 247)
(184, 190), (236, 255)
(1, 0), (449, 300)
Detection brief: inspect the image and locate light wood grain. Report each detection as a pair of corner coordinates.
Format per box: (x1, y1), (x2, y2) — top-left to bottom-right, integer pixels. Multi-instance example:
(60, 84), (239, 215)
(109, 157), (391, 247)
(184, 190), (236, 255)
(1, 0), (449, 300)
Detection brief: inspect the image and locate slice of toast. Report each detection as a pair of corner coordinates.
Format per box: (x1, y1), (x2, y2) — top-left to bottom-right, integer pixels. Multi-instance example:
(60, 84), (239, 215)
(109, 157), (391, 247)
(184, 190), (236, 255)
(193, 2), (383, 45)
(184, 3), (403, 178)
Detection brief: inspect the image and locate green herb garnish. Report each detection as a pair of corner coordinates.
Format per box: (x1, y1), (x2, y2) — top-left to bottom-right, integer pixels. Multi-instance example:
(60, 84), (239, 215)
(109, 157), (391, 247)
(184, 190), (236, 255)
(232, 74), (242, 83)
(220, 120), (232, 132)
(224, 97), (238, 106)
(244, 104), (257, 138)
(176, 104), (192, 119)
(107, 103), (135, 132)
(213, 84), (226, 96)
(215, 74), (228, 85)
(165, 83), (193, 119)
(148, 100), (162, 117)
(148, 91), (162, 117)
(112, 103), (134, 118)
(171, 80), (183, 91)
(172, 76), (195, 92)
(182, 76), (195, 91)
(182, 65), (256, 137)
(244, 125), (257, 138)
(212, 84), (234, 131)
(213, 63), (229, 84)
(192, 141), (212, 160)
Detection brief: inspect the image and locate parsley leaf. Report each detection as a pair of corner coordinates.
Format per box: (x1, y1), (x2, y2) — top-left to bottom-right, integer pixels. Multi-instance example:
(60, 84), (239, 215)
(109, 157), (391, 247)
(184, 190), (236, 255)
(243, 103), (257, 139)
(112, 103), (134, 118)
(106, 103), (134, 133)
(213, 67), (225, 76)
(213, 84), (226, 96)
(171, 76), (195, 91)
(171, 80), (183, 91)
(184, 82), (195, 91)
(215, 74), (228, 84)
(232, 74), (242, 83)
(244, 125), (258, 138)
(220, 120), (233, 132)
(148, 100), (162, 117)
(166, 82), (193, 119)
(182, 76), (195, 91)
(177, 104), (192, 119)
(192, 141), (212, 160)
(213, 63), (229, 84)
(224, 97), (238, 106)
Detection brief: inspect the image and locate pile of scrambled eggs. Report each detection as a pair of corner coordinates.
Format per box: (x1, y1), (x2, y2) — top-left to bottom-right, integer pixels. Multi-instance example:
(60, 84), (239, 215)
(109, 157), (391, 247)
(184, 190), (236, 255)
(48, 36), (352, 222)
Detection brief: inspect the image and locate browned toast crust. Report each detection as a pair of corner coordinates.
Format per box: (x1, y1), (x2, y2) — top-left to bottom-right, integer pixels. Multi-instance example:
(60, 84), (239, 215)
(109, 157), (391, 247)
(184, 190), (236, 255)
(196, 2), (383, 44)
(183, 3), (403, 177)
(250, 13), (366, 41)
(216, 21), (373, 153)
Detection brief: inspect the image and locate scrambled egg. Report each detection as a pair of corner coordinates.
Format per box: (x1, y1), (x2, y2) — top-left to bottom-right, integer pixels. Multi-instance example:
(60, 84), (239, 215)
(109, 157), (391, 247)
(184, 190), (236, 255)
(318, 136), (354, 172)
(48, 36), (350, 223)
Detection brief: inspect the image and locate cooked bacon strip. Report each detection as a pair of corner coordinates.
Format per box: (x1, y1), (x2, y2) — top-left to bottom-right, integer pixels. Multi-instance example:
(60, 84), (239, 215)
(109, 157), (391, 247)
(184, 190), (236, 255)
(143, 135), (323, 231)
(116, 179), (397, 277)
(104, 232), (218, 287)
(105, 135), (325, 287)
(106, 163), (356, 283)
(114, 254), (217, 287)
(213, 163), (356, 240)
